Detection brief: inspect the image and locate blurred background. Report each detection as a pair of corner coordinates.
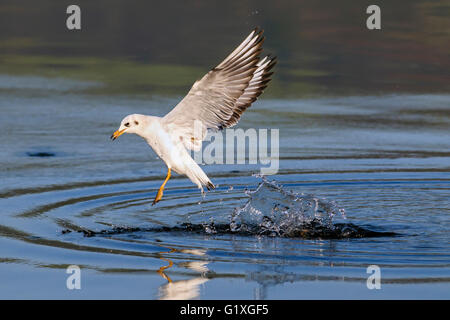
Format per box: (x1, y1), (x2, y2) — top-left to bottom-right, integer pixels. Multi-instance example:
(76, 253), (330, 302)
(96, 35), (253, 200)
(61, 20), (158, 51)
(0, 0), (449, 299)
(0, 0), (449, 97)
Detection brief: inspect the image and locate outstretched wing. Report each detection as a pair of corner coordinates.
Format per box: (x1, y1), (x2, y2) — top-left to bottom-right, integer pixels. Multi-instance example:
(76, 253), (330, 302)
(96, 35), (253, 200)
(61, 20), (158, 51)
(162, 28), (276, 151)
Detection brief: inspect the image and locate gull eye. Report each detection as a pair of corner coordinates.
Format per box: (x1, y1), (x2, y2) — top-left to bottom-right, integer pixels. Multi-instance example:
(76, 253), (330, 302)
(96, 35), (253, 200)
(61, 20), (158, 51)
(124, 122), (130, 127)
(134, 121), (139, 125)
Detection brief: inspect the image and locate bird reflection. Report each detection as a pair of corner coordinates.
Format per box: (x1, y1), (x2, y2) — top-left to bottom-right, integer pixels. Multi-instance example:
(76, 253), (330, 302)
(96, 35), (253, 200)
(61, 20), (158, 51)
(157, 248), (175, 283)
(156, 246), (209, 300)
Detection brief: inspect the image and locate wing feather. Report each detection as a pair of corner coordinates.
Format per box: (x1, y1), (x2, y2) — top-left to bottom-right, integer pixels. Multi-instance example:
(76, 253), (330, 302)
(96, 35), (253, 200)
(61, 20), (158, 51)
(162, 28), (276, 151)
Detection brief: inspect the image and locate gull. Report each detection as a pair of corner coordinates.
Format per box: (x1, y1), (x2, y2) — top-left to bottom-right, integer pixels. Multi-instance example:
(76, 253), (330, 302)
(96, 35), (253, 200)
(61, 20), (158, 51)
(111, 28), (276, 205)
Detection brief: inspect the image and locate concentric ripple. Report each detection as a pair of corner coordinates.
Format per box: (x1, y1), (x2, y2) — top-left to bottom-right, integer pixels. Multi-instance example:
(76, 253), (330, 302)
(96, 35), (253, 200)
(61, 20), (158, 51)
(1, 92), (449, 298)
(1, 168), (449, 299)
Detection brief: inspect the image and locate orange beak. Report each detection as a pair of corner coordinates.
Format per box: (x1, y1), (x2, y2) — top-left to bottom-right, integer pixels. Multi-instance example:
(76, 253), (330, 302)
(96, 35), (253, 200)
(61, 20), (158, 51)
(110, 128), (126, 140)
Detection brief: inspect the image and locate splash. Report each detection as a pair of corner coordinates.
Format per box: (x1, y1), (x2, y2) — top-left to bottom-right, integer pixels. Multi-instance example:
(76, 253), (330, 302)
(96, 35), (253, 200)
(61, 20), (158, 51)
(229, 175), (347, 237)
(63, 175), (396, 239)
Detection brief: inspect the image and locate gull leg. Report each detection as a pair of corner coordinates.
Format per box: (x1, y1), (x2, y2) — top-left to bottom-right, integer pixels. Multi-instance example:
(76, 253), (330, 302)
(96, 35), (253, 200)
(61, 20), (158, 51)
(152, 167), (171, 205)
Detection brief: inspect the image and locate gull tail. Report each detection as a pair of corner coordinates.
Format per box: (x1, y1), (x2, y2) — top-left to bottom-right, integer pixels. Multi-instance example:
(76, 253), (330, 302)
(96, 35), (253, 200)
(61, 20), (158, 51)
(184, 160), (215, 192)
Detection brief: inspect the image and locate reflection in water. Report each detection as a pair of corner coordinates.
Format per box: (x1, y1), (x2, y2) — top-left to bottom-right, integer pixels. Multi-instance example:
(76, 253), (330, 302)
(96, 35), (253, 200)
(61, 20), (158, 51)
(159, 275), (209, 300)
(157, 248), (175, 283)
(157, 247), (209, 300)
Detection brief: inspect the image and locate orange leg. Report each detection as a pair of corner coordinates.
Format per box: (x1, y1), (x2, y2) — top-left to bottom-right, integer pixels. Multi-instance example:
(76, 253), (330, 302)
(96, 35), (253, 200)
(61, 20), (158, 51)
(152, 167), (171, 205)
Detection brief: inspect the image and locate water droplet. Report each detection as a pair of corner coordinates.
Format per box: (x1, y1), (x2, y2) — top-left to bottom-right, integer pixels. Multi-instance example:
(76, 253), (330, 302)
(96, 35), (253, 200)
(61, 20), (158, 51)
(230, 175), (347, 237)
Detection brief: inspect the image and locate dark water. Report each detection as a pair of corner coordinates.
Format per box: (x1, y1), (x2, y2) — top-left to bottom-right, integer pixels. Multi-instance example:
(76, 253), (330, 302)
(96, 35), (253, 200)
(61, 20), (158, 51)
(0, 1), (449, 299)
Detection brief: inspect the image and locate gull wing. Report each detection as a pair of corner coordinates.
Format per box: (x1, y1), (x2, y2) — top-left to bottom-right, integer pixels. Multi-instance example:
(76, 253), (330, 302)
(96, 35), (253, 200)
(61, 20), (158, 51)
(162, 28), (276, 151)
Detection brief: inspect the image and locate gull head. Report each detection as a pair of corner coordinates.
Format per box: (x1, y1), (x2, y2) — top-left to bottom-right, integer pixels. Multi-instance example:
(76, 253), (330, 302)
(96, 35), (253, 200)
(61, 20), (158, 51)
(111, 114), (148, 140)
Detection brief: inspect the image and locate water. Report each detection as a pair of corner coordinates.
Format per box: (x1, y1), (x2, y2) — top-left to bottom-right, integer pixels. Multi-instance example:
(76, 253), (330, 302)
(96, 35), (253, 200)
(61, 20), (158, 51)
(1, 0), (449, 299)
(0, 75), (448, 298)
